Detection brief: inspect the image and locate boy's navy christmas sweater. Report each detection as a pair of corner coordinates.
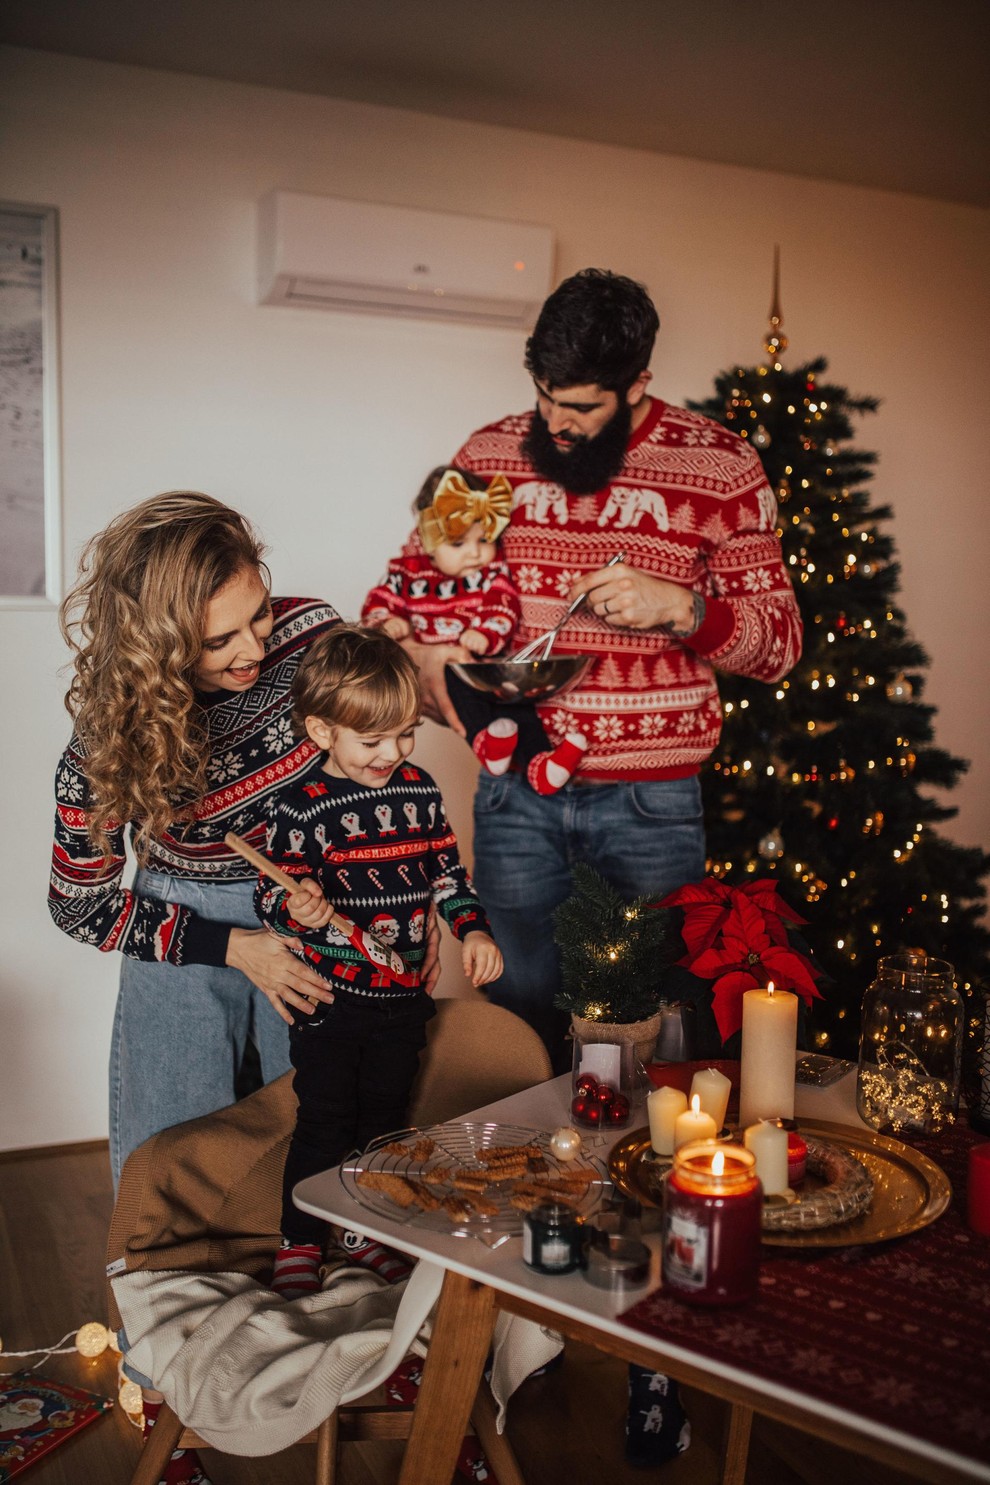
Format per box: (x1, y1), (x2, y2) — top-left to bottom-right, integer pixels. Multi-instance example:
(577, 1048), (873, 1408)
(254, 757), (490, 998)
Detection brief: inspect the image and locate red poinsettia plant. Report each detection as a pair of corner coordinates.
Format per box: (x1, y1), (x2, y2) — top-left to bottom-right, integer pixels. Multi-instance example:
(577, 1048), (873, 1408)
(655, 878), (824, 1043)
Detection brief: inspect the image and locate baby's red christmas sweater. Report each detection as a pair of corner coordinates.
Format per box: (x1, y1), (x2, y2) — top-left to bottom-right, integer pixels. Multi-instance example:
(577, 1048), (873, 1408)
(361, 553), (520, 653)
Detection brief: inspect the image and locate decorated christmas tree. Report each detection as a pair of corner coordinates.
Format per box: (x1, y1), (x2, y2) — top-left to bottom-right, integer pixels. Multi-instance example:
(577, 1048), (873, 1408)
(688, 259), (990, 1057)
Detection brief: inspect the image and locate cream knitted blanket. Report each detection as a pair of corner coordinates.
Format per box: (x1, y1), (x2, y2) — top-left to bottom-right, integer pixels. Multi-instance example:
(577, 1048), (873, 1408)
(114, 1263), (560, 1455)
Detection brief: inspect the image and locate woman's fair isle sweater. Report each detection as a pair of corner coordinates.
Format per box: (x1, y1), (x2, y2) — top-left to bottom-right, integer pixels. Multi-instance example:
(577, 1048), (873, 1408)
(48, 597), (339, 968)
(451, 398), (802, 782)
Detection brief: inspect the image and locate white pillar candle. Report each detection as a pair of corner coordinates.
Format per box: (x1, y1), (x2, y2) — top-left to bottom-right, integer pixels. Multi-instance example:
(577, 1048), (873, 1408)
(689, 1066), (732, 1132)
(744, 1119), (790, 1196)
(647, 1085), (688, 1155)
(738, 984), (798, 1128)
(674, 1093), (718, 1151)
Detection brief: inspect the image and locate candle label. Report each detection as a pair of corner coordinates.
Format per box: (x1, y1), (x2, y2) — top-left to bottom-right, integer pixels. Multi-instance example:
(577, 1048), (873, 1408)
(662, 1210), (709, 1291)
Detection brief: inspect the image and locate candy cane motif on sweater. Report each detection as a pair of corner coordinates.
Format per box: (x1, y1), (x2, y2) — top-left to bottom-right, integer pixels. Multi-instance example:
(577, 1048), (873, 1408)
(367, 867), (384, 891)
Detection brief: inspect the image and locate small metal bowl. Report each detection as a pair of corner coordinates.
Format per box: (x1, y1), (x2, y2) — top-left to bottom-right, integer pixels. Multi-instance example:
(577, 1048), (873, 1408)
(448, 654), (593, 704)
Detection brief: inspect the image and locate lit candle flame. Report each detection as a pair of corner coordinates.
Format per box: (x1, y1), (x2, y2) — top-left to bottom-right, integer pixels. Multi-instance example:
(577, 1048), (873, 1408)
(711, 1149), (725, 1176)
(691, 1094), (700, 1114)
(767, 981), (776, 996)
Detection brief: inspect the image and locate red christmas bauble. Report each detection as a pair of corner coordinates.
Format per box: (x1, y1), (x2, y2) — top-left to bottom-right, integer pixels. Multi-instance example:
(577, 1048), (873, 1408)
(582, 1101), (603, 1126)
(571, 1096), (588, 1120)
(576, 1074), (598, 1096)
(608, 1096), (630, 1124)
(593, 1083), (615, 1105)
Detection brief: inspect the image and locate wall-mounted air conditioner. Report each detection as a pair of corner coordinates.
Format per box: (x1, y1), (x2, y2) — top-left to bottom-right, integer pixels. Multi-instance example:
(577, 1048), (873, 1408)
(257, 191), (554, 328)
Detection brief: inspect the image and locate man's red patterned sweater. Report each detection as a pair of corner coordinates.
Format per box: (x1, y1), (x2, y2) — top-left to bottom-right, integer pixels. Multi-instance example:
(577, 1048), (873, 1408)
(446, 398), (802, 783)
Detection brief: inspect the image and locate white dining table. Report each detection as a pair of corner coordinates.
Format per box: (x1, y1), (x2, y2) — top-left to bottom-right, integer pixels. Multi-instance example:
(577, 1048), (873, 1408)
(295, 1065), (986, 1485)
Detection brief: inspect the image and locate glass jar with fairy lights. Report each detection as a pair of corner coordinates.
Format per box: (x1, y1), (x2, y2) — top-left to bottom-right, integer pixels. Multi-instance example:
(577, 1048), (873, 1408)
(856, 951), (963, 1134)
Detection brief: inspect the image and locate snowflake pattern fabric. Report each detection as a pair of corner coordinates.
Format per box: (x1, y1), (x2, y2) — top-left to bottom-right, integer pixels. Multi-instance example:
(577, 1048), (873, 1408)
(619, 1121), (990, 1473)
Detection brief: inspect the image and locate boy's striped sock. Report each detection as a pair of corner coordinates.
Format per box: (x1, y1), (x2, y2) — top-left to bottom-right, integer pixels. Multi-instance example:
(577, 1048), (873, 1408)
(272, 1240), (323, 1299)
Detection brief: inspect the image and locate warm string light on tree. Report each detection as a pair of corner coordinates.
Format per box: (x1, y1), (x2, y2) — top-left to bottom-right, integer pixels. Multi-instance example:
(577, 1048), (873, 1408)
(688, 262), (990, 1057)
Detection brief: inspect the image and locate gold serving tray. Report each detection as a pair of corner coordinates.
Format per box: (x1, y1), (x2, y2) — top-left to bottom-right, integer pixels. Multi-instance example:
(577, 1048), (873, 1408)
(608, 1119), (952, 1249)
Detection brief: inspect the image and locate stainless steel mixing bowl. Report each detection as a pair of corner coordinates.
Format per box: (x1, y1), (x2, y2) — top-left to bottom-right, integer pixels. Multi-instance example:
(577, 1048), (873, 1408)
(448, 654), (593, 703)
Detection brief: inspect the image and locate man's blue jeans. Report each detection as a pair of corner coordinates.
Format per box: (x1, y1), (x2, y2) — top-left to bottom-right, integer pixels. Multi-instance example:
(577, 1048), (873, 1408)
(472, 772), (705, 1069)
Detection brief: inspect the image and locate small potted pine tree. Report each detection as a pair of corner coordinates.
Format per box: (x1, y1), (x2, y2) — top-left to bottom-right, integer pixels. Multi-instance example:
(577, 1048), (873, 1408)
(553, 864), (682, 1065)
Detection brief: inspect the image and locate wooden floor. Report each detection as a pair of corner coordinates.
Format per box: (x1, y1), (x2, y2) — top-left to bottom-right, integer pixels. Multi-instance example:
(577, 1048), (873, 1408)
(0, 1144), (919, 1485)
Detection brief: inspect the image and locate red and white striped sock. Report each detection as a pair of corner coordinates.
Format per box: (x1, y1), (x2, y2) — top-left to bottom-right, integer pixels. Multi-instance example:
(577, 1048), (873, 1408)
(142, 1399), (212, 1485)
(272, 1241), (322, 1299)
(472, 717), (518, 776)
(527, 733), (588, 795)
(340, 1229), (414, 1283)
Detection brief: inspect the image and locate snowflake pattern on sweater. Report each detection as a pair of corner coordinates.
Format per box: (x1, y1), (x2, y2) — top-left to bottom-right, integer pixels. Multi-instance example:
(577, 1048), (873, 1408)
(361, 552), (520, 652)
(48, 597), (340, 967)
(253, 758), (490, 999)
(450, 400), (802, 780)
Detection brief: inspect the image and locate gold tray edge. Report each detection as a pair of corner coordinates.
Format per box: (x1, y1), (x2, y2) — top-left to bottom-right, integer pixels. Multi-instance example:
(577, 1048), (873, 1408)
(608, 1121), (953, 1248)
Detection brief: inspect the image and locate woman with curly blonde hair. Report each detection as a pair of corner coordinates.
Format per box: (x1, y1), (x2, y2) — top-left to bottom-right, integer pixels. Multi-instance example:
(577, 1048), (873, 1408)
(50, 491), (341, 1187)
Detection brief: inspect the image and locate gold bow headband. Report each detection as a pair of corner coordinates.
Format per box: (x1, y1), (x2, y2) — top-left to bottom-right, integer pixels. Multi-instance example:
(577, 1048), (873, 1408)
(418, 471), (513, 554)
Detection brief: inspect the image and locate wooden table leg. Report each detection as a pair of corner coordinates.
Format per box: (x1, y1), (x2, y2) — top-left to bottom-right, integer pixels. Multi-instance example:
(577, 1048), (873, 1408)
(721, 1401), (753, 1485)
(398, 1270), (498, 1485)
(130, 1403), (183, 1485)
(470, 1377), (527, 1485)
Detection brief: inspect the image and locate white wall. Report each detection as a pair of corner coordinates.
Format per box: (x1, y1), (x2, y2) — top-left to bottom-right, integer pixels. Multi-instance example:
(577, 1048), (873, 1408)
(2, 47), (988, 1151)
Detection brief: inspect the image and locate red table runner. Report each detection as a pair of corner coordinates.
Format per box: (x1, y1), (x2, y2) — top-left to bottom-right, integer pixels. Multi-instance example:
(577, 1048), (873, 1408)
(619, 1118), (990, 1471)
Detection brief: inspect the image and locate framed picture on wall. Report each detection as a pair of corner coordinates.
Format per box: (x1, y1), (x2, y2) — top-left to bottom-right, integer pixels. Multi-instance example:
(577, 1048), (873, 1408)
(0, 202), (62, 606)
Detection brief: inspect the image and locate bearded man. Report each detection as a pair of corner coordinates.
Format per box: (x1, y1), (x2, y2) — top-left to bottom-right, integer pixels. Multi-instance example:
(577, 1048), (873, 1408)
(408, 268), (802, 1067)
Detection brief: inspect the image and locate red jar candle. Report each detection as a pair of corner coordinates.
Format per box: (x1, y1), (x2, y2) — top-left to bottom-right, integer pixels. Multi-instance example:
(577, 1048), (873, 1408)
(662, 1141), (762, 1305)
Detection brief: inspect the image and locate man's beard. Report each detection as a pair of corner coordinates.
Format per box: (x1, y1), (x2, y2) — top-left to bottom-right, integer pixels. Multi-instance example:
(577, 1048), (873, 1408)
(521, 399), (633, 495)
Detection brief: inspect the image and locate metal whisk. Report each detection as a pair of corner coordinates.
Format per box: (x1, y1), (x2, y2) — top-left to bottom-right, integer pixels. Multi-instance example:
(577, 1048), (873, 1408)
(510, 551), (626, 662)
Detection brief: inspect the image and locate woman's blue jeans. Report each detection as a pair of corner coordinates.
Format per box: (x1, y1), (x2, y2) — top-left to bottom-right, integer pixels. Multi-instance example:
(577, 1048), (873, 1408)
(472, 772), (705, 1070)
(109, 869), (291, 1190)
(112, 870), (292, 1389)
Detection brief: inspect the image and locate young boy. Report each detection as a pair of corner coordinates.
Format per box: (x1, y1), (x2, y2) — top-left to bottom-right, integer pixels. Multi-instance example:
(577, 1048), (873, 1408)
(361, 465), (588, 793)
(254, 625), (502, 1298)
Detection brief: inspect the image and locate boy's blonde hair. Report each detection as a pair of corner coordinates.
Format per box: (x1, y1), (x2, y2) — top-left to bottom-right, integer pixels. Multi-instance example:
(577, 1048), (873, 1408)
(292, 625), (421, 737)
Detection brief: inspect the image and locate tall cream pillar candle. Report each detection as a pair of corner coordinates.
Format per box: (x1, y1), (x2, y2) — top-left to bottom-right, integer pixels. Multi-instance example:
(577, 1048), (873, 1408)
(689, 1066), (732, 1132)
(738, 984), (798, 1127)
(647, 1085), (688, 1155)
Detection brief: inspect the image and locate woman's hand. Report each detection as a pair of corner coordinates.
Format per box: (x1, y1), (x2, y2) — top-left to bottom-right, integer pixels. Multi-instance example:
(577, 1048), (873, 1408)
(226, 926), (334, 1025)
(399, 638), (470, 735)
(461, 932), (504, 988)
(421, 903), (442, 995)
(567, 562), (696, 632)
